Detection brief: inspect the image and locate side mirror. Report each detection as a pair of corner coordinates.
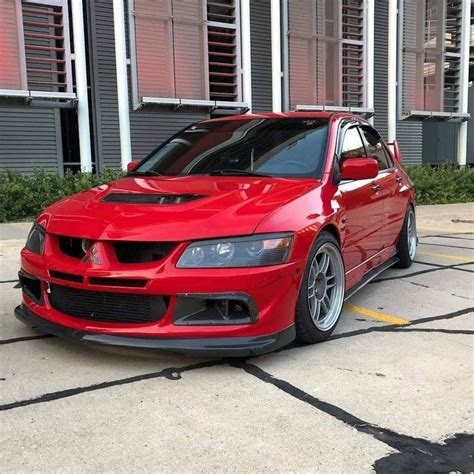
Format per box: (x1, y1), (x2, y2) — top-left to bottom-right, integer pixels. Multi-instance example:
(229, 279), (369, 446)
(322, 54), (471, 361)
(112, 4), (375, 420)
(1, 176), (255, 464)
(389, 139), (402, 164)
(127, 160), (140, 172)
(340, 157), (379, 181)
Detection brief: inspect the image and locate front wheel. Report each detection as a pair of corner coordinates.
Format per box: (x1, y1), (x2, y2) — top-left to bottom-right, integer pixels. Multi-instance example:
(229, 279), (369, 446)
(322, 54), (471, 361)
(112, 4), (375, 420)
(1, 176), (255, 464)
(396, 205), (417, 268)
(295, 232), (345, 344)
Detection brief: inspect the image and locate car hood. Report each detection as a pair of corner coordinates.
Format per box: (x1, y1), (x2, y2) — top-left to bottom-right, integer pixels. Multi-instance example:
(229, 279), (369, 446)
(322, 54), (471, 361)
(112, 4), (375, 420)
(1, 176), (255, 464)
(41, 176), (321, 241)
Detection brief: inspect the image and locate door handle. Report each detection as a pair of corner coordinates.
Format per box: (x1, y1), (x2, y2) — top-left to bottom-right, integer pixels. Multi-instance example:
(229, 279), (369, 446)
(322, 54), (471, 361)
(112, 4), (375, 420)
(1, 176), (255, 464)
(395, 176), (403, 183)
(371, 184), (381, 192)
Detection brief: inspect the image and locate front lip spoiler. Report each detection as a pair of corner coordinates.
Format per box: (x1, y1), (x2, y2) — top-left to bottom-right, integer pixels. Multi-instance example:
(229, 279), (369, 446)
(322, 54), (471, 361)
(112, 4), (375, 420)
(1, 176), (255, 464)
(14, 304), (295, 357)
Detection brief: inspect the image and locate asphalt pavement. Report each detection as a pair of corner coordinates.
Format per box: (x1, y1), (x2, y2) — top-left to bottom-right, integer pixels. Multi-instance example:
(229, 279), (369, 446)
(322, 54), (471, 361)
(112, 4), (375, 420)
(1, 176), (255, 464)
(0, 204), (473, 472)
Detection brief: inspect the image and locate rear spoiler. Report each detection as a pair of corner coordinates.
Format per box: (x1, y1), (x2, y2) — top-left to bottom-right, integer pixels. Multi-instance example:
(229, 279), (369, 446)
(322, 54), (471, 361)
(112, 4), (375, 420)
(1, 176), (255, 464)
(387, 139), (402, 165)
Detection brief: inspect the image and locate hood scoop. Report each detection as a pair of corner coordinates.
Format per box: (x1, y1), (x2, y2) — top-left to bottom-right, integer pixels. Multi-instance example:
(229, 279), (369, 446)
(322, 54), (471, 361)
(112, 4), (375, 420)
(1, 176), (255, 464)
(102, 193), (205, 205)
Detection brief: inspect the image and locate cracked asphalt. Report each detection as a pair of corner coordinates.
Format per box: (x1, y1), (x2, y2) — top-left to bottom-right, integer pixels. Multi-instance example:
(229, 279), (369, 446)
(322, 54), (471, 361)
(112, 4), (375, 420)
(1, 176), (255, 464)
(0, 213), (473, 472)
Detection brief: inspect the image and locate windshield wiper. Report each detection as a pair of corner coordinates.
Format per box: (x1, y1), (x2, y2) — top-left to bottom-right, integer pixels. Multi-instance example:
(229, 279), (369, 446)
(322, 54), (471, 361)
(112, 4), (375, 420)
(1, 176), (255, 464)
(128, 170), (162, 177)
(209, 169), (272, 177)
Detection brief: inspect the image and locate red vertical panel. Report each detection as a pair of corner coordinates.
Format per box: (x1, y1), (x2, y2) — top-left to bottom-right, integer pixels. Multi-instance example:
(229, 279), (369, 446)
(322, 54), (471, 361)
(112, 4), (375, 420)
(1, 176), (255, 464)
(173, 0), (207, 99)
(134, 0), (175, 98)
(403, 0), (452, 114)
(0, 0), (23, 90)
(284, 0), (366, 109)
(289, 0), (317, 106)
(423, 0), (444, 111)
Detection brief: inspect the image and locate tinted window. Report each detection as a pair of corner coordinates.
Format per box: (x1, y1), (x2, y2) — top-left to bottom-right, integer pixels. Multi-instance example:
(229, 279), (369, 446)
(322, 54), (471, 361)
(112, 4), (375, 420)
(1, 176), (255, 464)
(359, 127), (392, 171)
(340, 127), (366, 164)
(136, 118), (329, 178)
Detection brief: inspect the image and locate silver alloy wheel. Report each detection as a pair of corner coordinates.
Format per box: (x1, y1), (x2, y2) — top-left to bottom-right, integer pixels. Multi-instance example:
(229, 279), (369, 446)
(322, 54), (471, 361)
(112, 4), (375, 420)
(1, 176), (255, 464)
(407, 208), (417, 260)
(307, 243), (345, 331)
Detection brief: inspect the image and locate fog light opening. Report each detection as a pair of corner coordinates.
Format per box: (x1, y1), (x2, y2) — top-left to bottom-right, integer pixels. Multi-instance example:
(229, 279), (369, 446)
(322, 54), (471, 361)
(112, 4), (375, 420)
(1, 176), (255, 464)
(19, 272), (43, 305)
(174, 294), (258, 326)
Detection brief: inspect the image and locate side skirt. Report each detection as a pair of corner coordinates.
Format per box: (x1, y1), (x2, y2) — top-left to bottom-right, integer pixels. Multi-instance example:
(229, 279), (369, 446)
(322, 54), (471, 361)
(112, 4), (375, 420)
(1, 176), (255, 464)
(344, 255), (399, 300)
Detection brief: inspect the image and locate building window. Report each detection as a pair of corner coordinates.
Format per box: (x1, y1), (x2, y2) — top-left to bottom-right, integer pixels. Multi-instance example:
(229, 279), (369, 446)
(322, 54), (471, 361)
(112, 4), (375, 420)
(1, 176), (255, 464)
(130, 0), (243, 106)
(400, 0), (464, 116)
(0, 0), (73, 95)
(287, 0), (367, 110)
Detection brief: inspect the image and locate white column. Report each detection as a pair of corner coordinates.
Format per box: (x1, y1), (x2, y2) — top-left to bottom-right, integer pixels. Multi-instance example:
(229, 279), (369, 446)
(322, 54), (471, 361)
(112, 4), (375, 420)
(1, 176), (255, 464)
(271, 0), (282, 112)
(366, 0), (375, 124)
(113, 0), (132, 170)
(457, 0), (470, 167)
(240, 0), (252, 112)
(387, 0), (397, 143)
(71, 0), (92, 173)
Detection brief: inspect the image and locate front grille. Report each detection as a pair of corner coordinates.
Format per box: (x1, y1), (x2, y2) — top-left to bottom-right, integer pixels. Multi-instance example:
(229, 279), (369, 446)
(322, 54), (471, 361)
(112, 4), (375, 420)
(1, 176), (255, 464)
(49, 270), (84, 283)
(58, 236), (85, 259)
(48, 284), (168, 324)
(114, 242), (177, 263)
(57, 235), (176, 264)
(89, 277), (147, 288)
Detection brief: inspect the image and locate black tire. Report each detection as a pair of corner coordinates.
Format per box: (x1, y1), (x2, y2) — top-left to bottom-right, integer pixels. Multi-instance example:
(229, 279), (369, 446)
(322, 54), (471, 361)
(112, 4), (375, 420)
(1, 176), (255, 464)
(395, 205), (417, 269)
(295, 231), (345, 344)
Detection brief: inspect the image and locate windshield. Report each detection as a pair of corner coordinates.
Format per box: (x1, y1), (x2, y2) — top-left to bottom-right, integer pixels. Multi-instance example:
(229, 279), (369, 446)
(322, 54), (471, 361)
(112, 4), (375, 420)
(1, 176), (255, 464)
(134, 118), (329, 178)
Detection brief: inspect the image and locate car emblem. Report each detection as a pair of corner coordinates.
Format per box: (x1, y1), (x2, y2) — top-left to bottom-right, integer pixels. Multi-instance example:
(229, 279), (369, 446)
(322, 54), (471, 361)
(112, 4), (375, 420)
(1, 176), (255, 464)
(82, 244), (101, 265)
(81, 239), (94, 253)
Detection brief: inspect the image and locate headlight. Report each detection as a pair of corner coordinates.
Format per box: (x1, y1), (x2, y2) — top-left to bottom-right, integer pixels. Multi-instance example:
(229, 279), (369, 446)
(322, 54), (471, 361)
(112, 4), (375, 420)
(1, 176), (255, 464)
(177, 233), (293, 268)
(25, 224), (46, 255)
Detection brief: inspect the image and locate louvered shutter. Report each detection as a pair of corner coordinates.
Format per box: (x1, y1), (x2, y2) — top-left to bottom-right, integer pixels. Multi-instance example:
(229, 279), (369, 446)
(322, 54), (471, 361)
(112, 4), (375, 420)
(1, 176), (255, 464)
(341, 0), (364, 107)
(0, 0), (25, 90)
(22, 0), (72, 93)
(133, 0), (175, 98)
(423, 0), (445, 111)
(443, 0), (462, 113)
(401, 0), (422, 113)
(289, 0), (365, 109)
(401, 0), (463, 115)
(173, 0), (208, 100)
(206, 0), (240, 102)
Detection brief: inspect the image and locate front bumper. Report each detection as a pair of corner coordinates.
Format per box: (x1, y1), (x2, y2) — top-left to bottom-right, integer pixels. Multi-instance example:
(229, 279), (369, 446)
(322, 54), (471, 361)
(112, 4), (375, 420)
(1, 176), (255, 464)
(18, 236), (304, 355)
(15, 304), (295, 357)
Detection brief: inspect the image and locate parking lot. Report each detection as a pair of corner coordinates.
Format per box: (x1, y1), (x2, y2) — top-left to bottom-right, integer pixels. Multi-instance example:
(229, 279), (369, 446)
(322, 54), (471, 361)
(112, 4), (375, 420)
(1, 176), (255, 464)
(1, 205), (473, 472)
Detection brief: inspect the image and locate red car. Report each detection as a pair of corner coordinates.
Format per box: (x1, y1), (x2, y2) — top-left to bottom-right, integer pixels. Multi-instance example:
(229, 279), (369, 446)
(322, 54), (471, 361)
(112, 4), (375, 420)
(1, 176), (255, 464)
(16, 112), (416, 356)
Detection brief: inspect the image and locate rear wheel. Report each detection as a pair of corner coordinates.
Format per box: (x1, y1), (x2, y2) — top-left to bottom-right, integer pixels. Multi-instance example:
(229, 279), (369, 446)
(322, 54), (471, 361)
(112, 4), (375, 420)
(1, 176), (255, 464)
(396, 205), (417, 268)
(295, 232), (345, 344)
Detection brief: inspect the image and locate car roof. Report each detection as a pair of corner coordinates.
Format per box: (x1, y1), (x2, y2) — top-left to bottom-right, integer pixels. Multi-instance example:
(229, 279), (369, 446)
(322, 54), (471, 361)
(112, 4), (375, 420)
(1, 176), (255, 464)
(203, 111), (360, 123)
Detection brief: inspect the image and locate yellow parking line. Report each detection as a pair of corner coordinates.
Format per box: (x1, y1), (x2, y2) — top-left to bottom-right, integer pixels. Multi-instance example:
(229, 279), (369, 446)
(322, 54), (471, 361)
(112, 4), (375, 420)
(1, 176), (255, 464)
(418, 226), (473, 234)
(344, 303), (410, 326)
(417, 250), (474, 263)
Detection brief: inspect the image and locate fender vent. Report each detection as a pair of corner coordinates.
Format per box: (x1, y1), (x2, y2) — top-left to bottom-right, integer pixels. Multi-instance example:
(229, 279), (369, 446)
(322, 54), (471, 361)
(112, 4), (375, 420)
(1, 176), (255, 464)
(102, 193), (205, 204)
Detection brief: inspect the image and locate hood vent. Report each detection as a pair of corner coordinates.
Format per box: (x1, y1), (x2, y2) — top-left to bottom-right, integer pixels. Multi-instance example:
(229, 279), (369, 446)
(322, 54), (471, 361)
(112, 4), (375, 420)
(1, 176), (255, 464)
(102, 193), (205, 204)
